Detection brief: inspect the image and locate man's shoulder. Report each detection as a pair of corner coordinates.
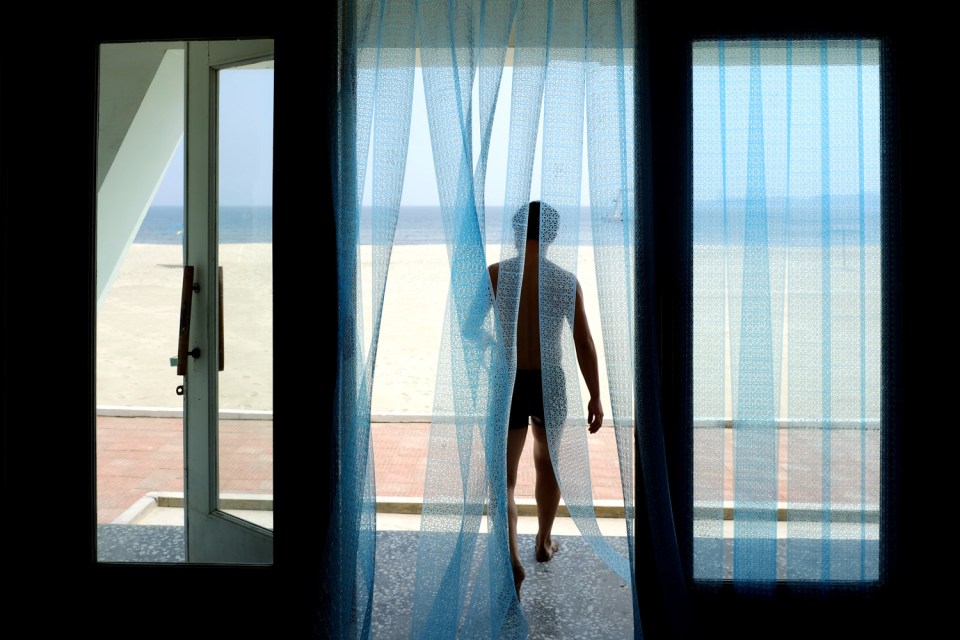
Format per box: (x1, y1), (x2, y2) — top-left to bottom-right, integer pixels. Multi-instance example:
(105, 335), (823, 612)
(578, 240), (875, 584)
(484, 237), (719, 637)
(542, 260), (578, 284)
(492, 256), (523, 271)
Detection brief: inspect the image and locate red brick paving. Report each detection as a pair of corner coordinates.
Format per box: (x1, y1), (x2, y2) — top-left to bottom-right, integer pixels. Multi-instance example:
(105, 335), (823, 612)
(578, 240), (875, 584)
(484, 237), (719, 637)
(97, 416), (876, 525)
(369, 423), (626, 501)
(96, 417), (626, 524)
(96, 416), (274, 524)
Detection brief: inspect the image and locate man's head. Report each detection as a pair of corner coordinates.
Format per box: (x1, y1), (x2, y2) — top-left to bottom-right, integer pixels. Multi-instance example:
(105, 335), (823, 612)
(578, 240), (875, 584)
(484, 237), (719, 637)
(513, 200), (559, 247)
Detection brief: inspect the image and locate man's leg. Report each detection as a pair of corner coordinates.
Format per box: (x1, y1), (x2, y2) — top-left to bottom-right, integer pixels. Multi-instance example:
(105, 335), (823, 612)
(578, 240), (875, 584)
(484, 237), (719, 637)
(506, 425), (528, 596)
(531, 420), (560, 561)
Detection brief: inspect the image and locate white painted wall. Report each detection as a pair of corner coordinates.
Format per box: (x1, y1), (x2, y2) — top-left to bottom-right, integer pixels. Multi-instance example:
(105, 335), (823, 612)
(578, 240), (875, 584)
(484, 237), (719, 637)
(97, 47), (184, 309)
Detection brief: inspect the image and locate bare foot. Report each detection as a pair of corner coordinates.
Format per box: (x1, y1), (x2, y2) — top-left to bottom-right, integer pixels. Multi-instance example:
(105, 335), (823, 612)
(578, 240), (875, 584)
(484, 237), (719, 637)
(535, 536), (559, 562)
(513, 564), (526, 602)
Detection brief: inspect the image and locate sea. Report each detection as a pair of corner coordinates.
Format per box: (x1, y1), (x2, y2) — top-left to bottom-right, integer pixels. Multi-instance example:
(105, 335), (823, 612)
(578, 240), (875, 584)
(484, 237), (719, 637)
(135, 205), (273, 244)
(135, 196), (881, 246)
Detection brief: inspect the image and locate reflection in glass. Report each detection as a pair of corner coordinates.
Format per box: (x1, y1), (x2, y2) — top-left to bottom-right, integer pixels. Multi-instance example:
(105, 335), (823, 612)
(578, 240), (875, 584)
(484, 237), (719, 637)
(216, 63), (275, 530)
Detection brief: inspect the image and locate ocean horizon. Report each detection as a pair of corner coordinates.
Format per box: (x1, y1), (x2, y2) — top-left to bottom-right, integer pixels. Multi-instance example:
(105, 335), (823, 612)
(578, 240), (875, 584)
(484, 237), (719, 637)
(136, 198), (881, 246)
(135, 205), (273, 244)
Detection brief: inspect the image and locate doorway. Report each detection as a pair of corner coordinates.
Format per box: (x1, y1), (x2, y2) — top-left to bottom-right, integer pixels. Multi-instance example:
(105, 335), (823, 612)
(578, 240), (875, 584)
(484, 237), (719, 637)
(95, 39), (274, 564)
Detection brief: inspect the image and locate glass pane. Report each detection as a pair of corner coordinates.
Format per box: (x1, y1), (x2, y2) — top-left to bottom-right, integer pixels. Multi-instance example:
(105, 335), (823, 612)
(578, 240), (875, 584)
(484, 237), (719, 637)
(96, 42), (187, 562)
(692, 40), (881, 582)
(216, 63), (274, 529)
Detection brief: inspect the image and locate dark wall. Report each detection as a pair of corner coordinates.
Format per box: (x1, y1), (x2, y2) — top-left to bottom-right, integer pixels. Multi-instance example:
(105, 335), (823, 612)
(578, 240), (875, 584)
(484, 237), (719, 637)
(1, 16), (339, 637)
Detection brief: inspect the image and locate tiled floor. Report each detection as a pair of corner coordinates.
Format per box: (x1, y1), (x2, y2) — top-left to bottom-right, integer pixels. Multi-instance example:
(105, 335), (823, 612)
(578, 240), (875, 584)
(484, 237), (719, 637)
(97, 416), (879, 524)
(370, 422), (626, 501)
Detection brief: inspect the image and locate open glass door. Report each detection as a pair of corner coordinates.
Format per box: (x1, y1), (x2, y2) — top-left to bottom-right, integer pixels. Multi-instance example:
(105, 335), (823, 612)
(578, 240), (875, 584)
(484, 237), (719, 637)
(183, 39), (274, 563)
(96, 38), (274, 564)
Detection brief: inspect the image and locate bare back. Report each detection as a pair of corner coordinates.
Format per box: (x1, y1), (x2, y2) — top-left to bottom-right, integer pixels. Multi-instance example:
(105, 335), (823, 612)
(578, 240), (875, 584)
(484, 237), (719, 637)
(489, 241), (579, 371)
(514, 249), (541, 369)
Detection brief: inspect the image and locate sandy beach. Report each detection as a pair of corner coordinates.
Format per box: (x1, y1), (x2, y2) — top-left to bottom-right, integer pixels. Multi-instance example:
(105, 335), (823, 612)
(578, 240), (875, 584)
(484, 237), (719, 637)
(97, 240), (879, 423)
(97, 243), (275, 412)
(97, 242), (617, 420)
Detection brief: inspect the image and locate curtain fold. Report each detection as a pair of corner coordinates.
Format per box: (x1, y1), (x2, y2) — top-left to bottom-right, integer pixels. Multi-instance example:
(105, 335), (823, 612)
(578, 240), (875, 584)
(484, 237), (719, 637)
(410, 1), (520, 637)
(324, 1), (417, 637)
(415, 2), (642, 637)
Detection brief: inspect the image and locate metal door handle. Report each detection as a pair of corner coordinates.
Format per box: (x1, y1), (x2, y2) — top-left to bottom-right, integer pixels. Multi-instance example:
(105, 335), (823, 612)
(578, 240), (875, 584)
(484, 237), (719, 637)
(218, 266), (224, 372)
(174, 266), (222, 391)
(177, 266), (199, 377)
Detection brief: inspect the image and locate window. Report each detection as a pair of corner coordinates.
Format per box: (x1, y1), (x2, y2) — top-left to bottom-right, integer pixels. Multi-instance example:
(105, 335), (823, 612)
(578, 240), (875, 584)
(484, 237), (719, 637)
(692, 39), (882, 582)
(95, 40), (275, 565)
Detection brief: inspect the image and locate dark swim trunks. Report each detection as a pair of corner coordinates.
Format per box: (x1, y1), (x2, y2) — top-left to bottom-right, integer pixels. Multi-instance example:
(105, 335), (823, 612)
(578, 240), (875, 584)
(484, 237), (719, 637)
(509, 369), (545, 429)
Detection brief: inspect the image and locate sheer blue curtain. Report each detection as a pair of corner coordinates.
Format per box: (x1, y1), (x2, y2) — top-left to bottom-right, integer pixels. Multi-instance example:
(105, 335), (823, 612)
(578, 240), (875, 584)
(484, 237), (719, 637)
(323, 1), (417, 637)
(324, 1), (640, 638)
(692, 39), (881, 585)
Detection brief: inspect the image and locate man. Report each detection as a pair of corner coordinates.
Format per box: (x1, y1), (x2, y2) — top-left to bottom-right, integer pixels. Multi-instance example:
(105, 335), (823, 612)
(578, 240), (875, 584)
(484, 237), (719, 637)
(488, 200), (604, 601)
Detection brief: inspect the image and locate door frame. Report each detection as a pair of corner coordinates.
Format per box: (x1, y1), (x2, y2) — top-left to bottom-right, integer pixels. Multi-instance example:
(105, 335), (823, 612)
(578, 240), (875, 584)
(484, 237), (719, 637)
(184, 38), (274, 563)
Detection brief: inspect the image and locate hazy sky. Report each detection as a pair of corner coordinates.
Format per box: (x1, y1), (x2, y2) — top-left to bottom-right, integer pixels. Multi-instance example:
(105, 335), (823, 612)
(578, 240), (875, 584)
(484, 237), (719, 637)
(693, 61), (881, 201)
(362, 67), (593, 208)
(152, 66), (595, 210)
(151, 56), (879, 210)
(152, 68), (274, 206)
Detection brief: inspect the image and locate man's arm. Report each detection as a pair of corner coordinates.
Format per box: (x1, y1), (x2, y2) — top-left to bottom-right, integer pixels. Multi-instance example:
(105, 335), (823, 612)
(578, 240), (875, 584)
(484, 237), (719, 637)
(573, 280), (604, 433)
(462, 262), (498, 351)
